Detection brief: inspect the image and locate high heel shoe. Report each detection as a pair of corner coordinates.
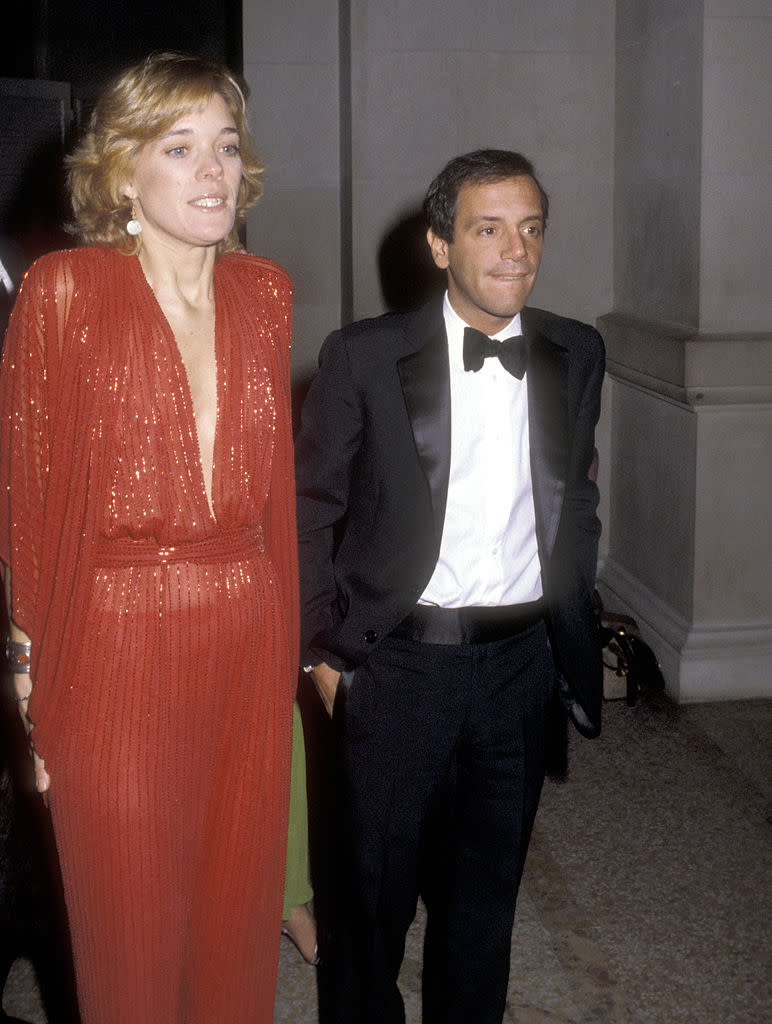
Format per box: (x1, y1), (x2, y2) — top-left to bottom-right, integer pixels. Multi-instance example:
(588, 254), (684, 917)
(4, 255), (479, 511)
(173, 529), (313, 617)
(281, 901), (320, 966)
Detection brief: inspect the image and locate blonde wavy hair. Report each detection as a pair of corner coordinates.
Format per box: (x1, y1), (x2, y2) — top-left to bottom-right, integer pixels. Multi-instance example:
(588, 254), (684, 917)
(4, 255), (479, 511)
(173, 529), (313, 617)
(66, 51), (263, 255)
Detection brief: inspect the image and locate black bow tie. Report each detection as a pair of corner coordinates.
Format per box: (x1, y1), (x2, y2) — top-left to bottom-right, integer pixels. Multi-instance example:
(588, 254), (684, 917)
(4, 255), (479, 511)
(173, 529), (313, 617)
(463, 327), (527, 380)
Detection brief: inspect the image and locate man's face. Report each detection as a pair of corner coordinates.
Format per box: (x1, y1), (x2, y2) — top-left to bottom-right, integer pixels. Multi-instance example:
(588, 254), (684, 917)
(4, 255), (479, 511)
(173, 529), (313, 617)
(427, 176), (544, 335)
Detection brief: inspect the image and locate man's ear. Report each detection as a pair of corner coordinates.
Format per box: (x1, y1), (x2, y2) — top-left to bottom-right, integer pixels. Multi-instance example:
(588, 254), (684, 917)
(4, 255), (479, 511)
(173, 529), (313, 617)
(427, 228), (450, 270)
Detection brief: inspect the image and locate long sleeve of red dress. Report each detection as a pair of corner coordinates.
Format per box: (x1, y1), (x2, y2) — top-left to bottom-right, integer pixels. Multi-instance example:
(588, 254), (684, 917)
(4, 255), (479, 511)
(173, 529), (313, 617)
(0, 245), (299, 1024)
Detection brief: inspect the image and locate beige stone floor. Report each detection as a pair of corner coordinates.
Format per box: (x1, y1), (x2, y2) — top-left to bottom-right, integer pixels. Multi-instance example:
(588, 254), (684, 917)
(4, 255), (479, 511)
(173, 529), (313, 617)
(4, 694), (771, 1023)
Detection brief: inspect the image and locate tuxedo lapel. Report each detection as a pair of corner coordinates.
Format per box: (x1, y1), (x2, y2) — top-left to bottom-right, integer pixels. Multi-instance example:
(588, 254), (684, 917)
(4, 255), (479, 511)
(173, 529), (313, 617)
(397, 305), (451, 543)
(396, 304), (570, 564)
(524, 311), (570, 562)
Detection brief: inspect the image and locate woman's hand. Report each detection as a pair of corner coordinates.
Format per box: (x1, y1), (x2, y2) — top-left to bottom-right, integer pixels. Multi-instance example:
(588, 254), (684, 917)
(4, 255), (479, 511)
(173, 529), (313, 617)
(31, 750), (50, 793)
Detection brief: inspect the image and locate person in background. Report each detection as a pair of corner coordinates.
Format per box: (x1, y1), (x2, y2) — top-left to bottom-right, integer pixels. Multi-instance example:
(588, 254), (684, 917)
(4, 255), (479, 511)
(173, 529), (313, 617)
(295, 149), (605, 1023)
(281, 701), (320, 965)
(0, 52), (298, 1024)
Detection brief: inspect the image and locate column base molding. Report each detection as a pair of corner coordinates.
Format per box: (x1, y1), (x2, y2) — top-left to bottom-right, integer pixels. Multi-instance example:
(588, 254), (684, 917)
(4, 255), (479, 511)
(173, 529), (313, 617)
(598, 558), (772, 703)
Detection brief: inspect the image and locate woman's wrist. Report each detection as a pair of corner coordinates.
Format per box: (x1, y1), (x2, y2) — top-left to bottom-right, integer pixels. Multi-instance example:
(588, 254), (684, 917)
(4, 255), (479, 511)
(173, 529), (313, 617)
(5, 637), (31, 673)
(10, 666), (33, 729)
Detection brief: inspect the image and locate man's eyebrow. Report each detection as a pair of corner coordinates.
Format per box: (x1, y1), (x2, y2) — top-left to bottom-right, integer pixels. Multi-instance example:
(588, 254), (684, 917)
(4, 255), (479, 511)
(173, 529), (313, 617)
(467, 213), (544, 224)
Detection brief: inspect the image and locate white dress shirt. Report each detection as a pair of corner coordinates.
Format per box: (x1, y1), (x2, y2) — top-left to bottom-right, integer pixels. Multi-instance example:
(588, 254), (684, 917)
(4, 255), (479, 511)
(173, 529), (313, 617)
(419, 295), (543, 608)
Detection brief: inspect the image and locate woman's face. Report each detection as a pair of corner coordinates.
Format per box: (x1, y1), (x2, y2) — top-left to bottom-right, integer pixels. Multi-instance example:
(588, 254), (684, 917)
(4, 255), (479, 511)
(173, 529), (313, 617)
(126, 93), (243, 253)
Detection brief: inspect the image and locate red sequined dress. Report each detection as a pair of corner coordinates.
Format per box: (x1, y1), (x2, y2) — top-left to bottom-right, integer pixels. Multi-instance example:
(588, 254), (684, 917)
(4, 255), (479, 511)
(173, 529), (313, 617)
(0, 246), (299, 1023)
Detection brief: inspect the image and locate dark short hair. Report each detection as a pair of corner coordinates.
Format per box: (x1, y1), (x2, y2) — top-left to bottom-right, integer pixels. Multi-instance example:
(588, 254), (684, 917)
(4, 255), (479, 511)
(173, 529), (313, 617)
(423, 149), (549, 242)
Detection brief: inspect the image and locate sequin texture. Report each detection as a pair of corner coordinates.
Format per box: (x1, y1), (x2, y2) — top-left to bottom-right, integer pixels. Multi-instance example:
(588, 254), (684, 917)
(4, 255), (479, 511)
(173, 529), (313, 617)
(0, 246), (298, 1023)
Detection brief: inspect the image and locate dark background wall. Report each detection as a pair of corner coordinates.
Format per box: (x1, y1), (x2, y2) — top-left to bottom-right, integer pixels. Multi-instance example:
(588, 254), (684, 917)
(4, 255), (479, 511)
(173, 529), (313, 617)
(4, 0), (243, 102)
(0, 0), (243, 332)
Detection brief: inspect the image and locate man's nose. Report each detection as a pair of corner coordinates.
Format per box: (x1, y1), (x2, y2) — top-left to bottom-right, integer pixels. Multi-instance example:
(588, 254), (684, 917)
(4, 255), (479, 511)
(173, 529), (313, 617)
(501, 229), (526, 260)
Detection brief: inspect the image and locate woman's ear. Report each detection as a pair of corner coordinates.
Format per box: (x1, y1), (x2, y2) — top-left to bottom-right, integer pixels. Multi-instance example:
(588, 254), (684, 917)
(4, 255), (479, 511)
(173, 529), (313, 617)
(121, 175), (137, 203)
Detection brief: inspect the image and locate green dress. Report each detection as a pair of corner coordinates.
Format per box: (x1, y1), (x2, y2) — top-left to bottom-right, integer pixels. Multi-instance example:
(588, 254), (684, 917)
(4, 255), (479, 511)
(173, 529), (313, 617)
(283, 701), (314, 918)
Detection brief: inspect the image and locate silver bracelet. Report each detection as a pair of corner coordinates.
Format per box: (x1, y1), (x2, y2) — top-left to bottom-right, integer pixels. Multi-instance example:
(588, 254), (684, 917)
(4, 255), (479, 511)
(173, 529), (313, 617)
(5, 638), (31, 674)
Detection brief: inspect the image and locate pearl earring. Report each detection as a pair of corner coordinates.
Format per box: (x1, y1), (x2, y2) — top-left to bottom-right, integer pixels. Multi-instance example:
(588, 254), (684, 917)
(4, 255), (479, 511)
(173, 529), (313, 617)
(126, 206), (142, 236)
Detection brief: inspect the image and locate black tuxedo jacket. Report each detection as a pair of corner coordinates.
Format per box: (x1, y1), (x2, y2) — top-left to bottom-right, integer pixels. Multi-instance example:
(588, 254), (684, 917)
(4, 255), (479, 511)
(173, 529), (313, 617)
(295, 299), (605, 736)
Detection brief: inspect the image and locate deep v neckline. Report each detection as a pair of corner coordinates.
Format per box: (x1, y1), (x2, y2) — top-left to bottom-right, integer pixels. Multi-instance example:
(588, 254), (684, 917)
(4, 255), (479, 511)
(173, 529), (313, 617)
(134, 255), (221, 524)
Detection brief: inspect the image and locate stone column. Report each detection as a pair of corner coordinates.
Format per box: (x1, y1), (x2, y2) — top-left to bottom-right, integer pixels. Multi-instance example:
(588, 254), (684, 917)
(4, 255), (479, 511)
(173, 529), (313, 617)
(243, 1), (343, 385)
(598, 1), (772, 701)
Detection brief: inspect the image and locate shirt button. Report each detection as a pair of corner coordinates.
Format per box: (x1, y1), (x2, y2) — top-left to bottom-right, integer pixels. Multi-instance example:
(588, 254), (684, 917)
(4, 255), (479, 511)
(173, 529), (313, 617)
(363, 629), (378, 644)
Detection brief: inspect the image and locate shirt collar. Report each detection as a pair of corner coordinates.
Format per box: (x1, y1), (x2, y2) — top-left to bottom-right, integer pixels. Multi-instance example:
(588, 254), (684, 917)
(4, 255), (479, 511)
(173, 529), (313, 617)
(442, 292), (523, 368)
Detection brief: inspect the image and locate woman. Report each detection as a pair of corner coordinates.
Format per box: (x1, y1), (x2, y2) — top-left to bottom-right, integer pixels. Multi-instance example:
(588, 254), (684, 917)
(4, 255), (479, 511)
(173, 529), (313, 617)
(0, 52), (298, 1023)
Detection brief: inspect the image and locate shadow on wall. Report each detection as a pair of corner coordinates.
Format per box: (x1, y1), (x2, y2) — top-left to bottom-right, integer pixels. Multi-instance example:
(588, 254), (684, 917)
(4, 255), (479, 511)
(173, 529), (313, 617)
(291, 206), (446, 431)
(377, 207), (445, 315)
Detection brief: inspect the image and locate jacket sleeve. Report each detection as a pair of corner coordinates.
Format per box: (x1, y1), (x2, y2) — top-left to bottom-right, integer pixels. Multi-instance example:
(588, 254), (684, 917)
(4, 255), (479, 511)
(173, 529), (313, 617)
(294, 331), (364, 669)
(548, 326), (605, 737)
(555, 328), (605, 594)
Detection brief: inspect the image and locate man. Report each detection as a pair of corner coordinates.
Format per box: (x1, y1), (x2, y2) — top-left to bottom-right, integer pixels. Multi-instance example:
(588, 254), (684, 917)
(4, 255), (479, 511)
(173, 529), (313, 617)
(295, 149), (604, 1023)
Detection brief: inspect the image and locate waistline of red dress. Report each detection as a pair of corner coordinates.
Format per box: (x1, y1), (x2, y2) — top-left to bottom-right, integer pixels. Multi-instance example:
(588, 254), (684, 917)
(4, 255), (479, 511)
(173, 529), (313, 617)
(93, 525), (265, 566)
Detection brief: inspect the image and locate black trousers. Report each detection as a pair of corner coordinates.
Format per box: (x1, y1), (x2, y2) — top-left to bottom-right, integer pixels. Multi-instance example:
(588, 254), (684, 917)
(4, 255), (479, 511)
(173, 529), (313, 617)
(327, 617), (554, 1024)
